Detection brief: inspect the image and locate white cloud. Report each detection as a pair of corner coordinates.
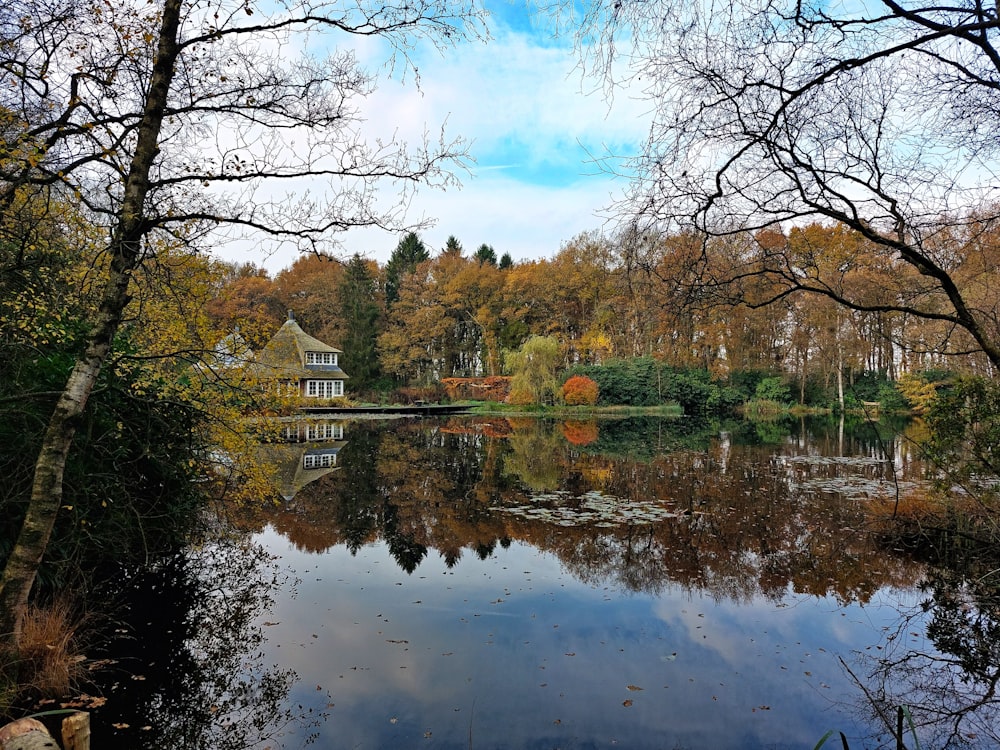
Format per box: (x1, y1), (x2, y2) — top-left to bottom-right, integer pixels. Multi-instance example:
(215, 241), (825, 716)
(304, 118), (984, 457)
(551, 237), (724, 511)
(212, 3), (651, 273)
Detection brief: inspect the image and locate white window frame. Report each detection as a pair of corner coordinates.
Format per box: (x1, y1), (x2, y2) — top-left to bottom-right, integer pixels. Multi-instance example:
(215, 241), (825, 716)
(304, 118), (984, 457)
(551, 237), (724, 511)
(306, 423), (343, 440)
(303, 452), (337, 469)
(306, 351), (338, 366)
(305, 379), (343, 398)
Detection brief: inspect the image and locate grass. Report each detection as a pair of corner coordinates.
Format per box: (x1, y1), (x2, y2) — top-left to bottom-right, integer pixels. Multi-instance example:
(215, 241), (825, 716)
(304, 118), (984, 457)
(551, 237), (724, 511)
(465, 402), (684, 417)
(8, 598), (89, 704)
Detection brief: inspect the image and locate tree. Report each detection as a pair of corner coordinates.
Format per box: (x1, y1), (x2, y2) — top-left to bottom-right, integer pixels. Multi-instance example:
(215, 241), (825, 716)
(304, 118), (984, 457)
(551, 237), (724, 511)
(338, 254), (383, 389)
(274, 254), (347, 346)
(0, 0), (487, 644)
(573, 0), (1000, 370)
(385, 232), (430, 307)
(442, 235), (464, 258)
(506, 335), (563, 405)
(205, 266), (284, 350)
(473, 243), (497, 266)
(378, 258), (450, 383)
(441, 256), (505, 374)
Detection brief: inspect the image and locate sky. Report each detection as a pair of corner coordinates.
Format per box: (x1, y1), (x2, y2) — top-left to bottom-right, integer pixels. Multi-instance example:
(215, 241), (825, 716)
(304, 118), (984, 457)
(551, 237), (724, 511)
(222, 0), (651, 274)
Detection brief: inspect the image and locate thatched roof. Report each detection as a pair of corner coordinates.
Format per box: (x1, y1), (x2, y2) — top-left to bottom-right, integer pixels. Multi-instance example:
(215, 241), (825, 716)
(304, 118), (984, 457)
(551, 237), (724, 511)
(255, 312), (347, 380)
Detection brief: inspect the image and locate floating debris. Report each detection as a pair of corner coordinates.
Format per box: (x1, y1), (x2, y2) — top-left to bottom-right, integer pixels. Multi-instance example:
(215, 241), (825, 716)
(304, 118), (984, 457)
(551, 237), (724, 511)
(498, 489), (680, 527)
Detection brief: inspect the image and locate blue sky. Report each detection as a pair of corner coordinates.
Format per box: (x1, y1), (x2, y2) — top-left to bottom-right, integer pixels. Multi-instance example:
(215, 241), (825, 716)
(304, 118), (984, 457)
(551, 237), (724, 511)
(236, 0), (650, 272)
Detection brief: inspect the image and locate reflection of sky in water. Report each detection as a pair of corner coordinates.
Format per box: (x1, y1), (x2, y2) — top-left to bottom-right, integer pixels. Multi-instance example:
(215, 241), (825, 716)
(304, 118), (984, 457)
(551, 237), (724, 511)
(255, 527), (923, 749)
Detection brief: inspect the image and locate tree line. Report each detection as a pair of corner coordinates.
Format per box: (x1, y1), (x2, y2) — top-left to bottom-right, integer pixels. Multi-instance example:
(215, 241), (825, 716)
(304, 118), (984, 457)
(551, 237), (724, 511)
(206, 219), (999, 409)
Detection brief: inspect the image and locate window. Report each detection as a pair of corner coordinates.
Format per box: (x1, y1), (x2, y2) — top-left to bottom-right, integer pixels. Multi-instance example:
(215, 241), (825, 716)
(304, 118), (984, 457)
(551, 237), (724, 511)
(306, 351), (338, 366)
(303, 452), (337, 469)
(305, 379), (343, 398)
(306, 423), (343, 440)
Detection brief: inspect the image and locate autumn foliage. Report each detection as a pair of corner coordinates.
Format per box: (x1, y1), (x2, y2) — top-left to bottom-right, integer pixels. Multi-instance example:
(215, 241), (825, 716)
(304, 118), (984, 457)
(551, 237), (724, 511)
(562, 375), (599, 406)
(441, 376), (512, 402)
(561, 420), (599, 446)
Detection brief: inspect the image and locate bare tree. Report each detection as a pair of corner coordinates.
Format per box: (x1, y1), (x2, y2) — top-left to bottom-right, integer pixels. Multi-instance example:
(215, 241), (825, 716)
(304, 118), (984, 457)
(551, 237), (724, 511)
(0, 0), (487, 642)
(568, 0), (1000, 368)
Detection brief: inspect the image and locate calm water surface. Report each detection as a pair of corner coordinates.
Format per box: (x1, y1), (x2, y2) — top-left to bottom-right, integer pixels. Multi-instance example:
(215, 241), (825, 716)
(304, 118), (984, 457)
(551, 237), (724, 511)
(88, 416), (998, 749)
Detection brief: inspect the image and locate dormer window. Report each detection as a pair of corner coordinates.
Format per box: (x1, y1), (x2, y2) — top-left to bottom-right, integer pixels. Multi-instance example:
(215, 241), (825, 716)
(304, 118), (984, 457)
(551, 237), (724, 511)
(306, 351), (338, 366)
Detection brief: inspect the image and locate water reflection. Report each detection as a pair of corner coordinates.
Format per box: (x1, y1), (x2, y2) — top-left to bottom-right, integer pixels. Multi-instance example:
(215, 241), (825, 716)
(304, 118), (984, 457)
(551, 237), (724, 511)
(88, 536), (321, 750)
(89, 415), (1000, 749)
(256, 419), (349, 500)
(243, 416), (922, 605)
(846, 559), (1000, 748)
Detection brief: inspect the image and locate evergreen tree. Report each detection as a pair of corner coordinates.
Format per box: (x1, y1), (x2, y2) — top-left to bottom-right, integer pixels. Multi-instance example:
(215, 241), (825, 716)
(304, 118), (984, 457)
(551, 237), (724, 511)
(338, 254), (382, 390)
(498, 252), (513, 269)
(442, 235), (464, 257)
(385, 232), (429, 307)
(474, 243), (497, 266)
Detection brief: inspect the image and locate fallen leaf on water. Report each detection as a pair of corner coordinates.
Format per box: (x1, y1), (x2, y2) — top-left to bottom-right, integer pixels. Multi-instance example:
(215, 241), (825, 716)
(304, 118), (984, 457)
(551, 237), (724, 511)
(112, 723), (129, 729)
(622, 700), (633, 707)
(626, 685), (643, 691)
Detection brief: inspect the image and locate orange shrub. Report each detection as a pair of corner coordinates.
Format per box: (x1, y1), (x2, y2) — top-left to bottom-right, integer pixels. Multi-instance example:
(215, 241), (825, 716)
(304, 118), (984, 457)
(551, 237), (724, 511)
(562, 375), (599, 406)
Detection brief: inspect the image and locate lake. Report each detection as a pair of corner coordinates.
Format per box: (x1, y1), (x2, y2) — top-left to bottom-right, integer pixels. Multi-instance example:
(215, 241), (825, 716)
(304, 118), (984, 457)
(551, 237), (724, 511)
(84, 415), (1000, 749)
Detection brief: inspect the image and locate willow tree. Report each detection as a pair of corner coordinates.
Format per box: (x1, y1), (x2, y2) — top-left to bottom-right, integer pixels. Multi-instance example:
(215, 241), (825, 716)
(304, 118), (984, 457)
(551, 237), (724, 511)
(0, 0), (487, 643)
(572, 0), (1000, 369)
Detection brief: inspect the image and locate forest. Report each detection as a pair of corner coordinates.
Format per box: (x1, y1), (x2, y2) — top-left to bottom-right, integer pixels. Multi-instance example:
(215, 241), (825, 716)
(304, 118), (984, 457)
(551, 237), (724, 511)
(205, 220), (999, 412)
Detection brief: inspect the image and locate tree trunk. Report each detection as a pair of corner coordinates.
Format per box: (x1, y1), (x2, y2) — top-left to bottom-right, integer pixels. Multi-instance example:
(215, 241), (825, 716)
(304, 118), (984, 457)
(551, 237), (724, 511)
(0, 718), (56, 750)
(0, 0), (183, 645)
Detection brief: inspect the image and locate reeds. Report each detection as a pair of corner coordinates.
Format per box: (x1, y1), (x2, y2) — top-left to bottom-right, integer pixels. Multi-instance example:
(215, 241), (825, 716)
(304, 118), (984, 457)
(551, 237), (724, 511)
(14, 597), (88, 699)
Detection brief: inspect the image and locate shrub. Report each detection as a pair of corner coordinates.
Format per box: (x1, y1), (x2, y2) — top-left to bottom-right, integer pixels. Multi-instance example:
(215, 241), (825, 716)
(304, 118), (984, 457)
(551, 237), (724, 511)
(897, 371), (952, 415)
(754, 376), (791, 404)
(506, 388), (536, 406)
(562, 375), (599, 406)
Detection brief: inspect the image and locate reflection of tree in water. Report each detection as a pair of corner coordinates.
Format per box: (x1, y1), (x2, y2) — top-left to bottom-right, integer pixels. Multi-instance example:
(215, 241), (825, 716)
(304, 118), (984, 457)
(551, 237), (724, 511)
(224, 415), (1000, 747)
(845, 560), (1000, 749)
(503, 418), (564, 491)
(248, 417), (923, 607)
(90, 534), (321, 750)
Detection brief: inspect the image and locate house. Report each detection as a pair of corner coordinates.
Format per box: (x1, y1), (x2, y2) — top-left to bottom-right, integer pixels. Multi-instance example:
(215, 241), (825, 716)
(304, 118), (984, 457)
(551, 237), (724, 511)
(255, 311), (349, 399)
(208, 325), (254, 370)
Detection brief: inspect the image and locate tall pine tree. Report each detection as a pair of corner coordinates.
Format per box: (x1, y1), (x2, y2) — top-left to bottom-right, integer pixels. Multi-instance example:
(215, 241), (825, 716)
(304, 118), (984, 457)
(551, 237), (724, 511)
(339, 254), (383, 390)
(384, 232), (429, 307)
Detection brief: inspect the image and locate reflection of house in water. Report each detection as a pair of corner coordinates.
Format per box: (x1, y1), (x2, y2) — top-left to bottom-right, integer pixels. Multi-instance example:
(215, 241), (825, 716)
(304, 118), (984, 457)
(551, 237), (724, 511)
(258, 419), (348, 501)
